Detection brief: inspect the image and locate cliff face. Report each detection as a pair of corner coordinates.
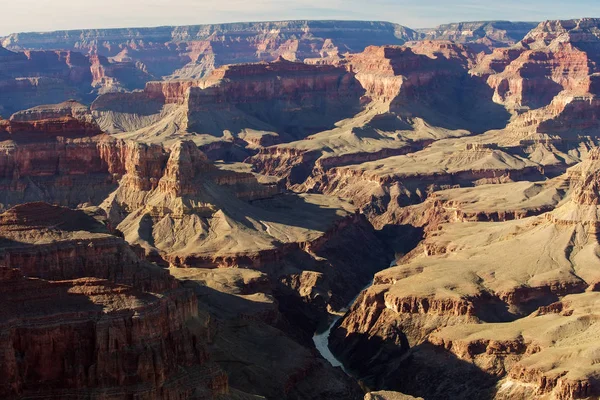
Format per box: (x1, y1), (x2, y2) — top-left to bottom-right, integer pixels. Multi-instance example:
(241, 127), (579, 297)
(0, 115), (389, 323)
(0, 203), (227, 399)
(89, 54), (153, 92)
(2, 20), (419, 79)
(0, 46), (157, 115)
(467, 18), (600, 145)
(327, 143), (600, 398)
(0, 47), (93, 115)
(187, 58), (364, 137)
(416, 21), (538, 51)
(92, 58), (365, 147)
(248, 20), (600, 231)
(1, 100), (102, 139)
(338, 43), (509, 134)
(483, 44), (592, 110)
(0, 107), (371, 398)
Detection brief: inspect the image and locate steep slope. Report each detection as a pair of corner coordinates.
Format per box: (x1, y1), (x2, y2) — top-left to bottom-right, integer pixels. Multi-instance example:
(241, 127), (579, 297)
(92, 58), (365, 158)
(0, 45), (153, 115)
(250, 42), (510, 190)
(328, 147), (600, 399)
(254, 19), (600, 229)
(416, 21), (538, 51)
(0, 202), (229, 399)
(0, 107), (380, 399)
(2, 21), (420, 79)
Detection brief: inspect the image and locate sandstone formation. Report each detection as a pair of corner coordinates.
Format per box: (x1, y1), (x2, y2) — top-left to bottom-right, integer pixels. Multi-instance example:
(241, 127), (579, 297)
(415, 21), (538, 51)
(5, 15), (600, 400)
(0, 110), (382, 398)
(2, 21), (420, 79)
(1, 100), (102, 139)
(0, 45), (158, 115)
(249, 19), (600, 234)
(0, 202), (229, 399)
(91, 58), (364, 159)
(328, 136), (600, 399)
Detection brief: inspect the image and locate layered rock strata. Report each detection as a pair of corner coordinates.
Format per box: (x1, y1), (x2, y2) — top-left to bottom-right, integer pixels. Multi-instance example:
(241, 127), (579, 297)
(0, 202), (228, 399)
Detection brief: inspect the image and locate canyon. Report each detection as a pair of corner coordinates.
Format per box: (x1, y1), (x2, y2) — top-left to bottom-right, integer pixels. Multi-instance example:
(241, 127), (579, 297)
(3, 15), (600, 400)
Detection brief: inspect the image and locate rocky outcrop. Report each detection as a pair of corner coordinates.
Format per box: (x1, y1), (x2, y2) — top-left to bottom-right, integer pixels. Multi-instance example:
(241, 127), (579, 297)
(92, 58), (365, 147)
(2, 20), (419, 79)
(0, 203), (228, 399)
(1, 100), (102, 138)
(484, 43), (592, 111)
(326, 143), (600, 398)
(89, 54), (153, 93)
(188, 58), (364, 136)
(416, 21), (538, 51)
(339, 44), (509, 132)
(469, 18), (600, 143)
(0, 48), (93, 115)
(365, 391), (423, 400)
(429, 292), (600, 399)
(0, 46), (162, 115)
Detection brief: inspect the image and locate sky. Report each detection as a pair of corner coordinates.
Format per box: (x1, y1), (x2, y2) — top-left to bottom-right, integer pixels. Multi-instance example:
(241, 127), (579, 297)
(1, 0), (600, 36)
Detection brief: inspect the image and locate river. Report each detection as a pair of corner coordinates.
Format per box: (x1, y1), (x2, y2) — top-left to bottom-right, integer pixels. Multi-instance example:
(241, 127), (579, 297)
(312, 259), (397, 374)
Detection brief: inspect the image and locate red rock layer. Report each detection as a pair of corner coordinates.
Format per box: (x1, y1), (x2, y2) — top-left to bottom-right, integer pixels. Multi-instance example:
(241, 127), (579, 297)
(0, 203), (228, 399)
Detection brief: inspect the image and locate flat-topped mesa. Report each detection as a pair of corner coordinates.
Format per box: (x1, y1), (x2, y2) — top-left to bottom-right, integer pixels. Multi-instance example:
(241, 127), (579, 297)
(408, 40), (478, 68)
(92, 58), (365, 140)
(184, 58), (364, 135)
(2, 100), (102, 138)
(144, 79), (204, 104)
(189, 58), (363, 109)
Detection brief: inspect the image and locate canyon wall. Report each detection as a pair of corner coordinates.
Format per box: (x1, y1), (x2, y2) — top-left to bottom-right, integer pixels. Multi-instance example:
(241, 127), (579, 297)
(2, 21), (420, 79)
(0, 202), (228, 399)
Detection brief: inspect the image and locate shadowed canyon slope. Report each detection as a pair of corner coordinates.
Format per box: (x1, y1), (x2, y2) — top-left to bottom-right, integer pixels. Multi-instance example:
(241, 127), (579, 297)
(5, 15), (600, 400)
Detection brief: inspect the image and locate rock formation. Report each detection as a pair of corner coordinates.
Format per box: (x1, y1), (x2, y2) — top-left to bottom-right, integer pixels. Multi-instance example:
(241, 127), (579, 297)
(0, 202), (229, 399)
(5, 15), (600, 400)
(328, 144), (600, 399)
(415, 21), (538, 51)
(0, 46), (155, 115)
(91, 58), (365, 158)
(2, 21), (420, 79)
(0, 107), (380, 398)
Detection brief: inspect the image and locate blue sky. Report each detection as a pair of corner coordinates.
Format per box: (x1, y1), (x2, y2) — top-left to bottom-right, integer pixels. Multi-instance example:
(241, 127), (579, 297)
(1, 0), (599, 35)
